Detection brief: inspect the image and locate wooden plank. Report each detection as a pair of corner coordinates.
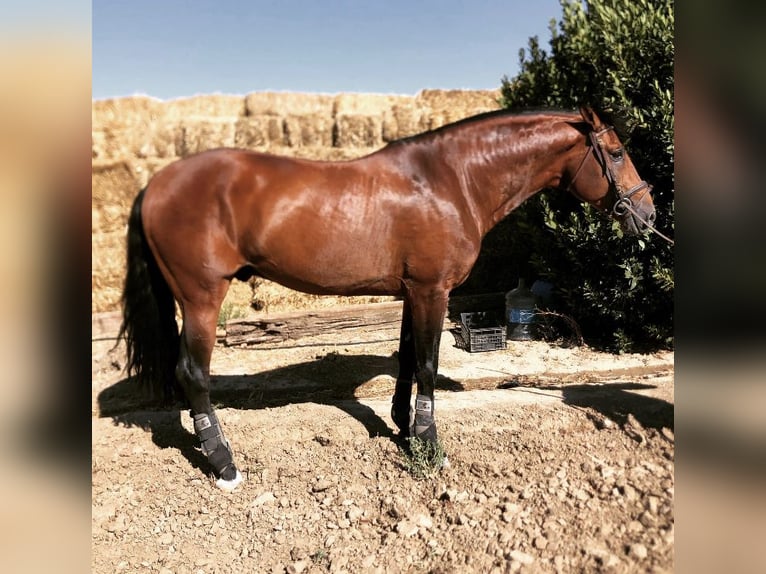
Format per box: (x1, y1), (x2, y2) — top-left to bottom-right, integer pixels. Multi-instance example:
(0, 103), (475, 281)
(223, 292), (506, 347)
(223, 301), (404, 346)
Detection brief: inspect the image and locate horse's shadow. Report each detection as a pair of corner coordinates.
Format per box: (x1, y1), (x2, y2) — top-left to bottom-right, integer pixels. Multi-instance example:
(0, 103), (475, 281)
(562, 381), (673, 432)
(504, 379), (674, 433)
(97, 352), (464, 475)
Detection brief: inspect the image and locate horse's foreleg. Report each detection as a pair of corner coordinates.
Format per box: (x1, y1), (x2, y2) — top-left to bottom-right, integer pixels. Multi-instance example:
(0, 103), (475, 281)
(409, 288), (448, 444)
(392, 300), (415, 435)
(176, 298), (243, 491)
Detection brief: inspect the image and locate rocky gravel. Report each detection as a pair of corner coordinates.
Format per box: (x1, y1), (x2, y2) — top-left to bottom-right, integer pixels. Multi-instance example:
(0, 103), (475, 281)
(92, 333), (674, 573)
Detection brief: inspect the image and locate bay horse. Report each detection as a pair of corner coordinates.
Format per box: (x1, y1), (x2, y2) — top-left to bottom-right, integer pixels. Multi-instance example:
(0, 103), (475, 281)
(119, 105), (655, 490)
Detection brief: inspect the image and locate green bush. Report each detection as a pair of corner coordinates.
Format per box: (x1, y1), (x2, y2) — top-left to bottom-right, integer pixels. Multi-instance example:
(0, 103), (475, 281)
(466, 0), (674, 351)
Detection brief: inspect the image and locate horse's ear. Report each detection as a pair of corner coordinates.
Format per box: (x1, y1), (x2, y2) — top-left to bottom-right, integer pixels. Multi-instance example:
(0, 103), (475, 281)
(579, 105), (603, 130)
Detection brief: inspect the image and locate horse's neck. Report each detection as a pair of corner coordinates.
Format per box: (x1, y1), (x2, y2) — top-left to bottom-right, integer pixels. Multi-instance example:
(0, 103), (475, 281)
(447, 119), (579, 235)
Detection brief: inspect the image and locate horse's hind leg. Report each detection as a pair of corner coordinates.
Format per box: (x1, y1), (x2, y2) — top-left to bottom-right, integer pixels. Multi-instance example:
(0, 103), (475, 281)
(176, 283), (243, 490)
(392, 299), (415, 436)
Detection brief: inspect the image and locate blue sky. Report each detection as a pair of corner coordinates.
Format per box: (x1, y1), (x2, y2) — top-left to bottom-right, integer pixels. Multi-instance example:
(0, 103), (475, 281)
(93, 0), (562, 100)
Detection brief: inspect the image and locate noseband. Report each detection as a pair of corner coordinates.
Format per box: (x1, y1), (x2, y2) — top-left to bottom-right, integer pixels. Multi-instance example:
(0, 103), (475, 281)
(568, 126), (651, 217)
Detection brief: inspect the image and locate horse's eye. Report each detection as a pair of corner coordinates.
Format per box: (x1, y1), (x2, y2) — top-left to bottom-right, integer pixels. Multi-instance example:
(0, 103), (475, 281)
(610, 148), (624, 162)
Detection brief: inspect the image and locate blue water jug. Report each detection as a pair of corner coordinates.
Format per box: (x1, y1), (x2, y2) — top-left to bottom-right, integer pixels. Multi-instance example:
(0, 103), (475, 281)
(505, 279), (537, 340)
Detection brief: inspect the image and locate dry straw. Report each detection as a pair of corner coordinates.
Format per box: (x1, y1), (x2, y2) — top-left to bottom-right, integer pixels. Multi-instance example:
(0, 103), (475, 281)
(245, 92), (335, 117)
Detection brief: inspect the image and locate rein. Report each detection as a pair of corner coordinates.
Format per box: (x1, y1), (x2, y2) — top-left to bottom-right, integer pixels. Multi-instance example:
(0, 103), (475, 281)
(569, 126), (674, 246)
(619, 201), (675, 245)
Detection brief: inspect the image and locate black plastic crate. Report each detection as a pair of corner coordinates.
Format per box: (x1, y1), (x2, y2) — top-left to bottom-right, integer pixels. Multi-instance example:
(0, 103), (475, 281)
(457, 311), (507, 353)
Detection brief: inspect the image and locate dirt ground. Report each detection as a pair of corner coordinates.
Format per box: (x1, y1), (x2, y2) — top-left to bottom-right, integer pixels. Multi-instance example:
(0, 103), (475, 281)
(92, 322), (674, 574)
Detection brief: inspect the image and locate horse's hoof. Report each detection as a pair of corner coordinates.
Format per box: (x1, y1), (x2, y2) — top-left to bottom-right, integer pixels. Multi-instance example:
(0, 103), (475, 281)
(215, 469), (243, 491)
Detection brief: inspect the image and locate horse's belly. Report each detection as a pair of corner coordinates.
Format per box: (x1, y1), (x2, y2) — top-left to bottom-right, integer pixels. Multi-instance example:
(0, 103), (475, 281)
(250, 242), (403, 296)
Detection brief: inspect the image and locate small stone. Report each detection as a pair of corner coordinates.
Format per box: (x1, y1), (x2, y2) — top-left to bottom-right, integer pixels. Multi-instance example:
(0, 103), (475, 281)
(314, 435), (331, 446)
(573, 488), (590, 501)
(621, 484), (638, 501)
(287, 560), (308, 574)
(596, 416), (616, 430)
(454, 490), (470, 503)
(627, 520), (644, 533)
(312, 480), (334, 493)
(395, 519), (419, 537)
(628, 543), (648, 560)
(346, 507), (364, 522)
(159, 532), (173, 545)
(290, 547), (309, 561)
(440, 489), (458, 501)
(509, 549), (535, 565)
(415, 514), (433, 530)
(252, 492), (276, 506)
(520, 488), (533, 500)
(533, 536), (548, 549)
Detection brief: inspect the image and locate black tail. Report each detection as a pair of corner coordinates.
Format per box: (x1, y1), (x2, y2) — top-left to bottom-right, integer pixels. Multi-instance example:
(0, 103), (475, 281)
(118, 188), (180, 402)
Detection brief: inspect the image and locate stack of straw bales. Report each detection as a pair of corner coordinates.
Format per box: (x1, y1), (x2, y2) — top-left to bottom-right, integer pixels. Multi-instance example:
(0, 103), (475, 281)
(92, 89), (501, 314)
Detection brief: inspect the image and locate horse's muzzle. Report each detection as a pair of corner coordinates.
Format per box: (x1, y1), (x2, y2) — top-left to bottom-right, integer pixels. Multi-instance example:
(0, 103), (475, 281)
(619, 196), (656, 236)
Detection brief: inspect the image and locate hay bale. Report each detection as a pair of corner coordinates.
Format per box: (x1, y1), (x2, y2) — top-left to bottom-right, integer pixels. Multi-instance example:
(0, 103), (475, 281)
(91, 127), (123, 161)
(163, 94), (245, 120)
(92, 96), (165, 129)
(91, 161), (135, 312)
(141, 121), (181, 158)
(92, 120), (182, 162)
(416, 89), (501, 128)
(135, 158), (178, 188)
(245, 92), (335, 116)
(92, 231), (127, 313)
(234, 115), (285, 148)
(283, 113), (334, 148)
(335, 114), (383, 148)
(91, 160), (139, 234)
(333, 93), (398, 116)
(177, 119), (237, 156)
(382, 103), (429, 141)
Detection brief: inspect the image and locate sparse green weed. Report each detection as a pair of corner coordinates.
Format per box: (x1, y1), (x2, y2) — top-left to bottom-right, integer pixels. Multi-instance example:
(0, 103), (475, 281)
(400, 436), (446, 480)
(217, 302), (245, 327)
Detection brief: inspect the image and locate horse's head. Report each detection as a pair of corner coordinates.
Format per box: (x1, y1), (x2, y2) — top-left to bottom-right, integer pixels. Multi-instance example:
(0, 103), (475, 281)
(566, 105), (656, 235)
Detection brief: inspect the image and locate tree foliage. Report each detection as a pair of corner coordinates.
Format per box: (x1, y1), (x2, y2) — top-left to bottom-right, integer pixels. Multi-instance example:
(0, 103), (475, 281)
(468, 0), (674, 351)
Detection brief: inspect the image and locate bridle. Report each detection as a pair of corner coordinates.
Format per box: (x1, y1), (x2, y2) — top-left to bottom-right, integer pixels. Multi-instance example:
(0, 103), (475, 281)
(568, 125), (674, 245)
